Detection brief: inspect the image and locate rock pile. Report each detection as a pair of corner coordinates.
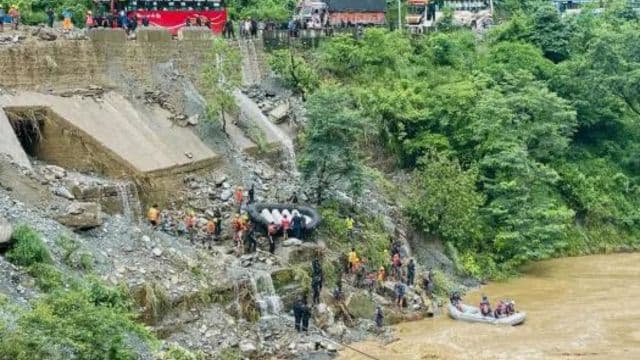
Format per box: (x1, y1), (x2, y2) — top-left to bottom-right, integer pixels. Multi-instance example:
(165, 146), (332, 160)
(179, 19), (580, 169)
(54, 201), (104, 230)
(243, 85), (294, 125)
(53, 85), (105, 99)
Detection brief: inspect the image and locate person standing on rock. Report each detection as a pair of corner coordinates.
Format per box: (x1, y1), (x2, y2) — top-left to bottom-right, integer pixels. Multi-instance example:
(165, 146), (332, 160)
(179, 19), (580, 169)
(8, 5), (19, 30)
(292, 211), (304, 240)
(348, 248), (359, 273)
(407, 259), (416, 287)
(293, 297), (303, 332)
(377, 266), (386, 292)
(375, 305), (384, 331)
(214, 209), (222, 240)
(0, 7), (6, 32)
(312, 273), (322, 305)
(223, 18), (234, 39)
(234, 186), (244, 209)
(46, 7), (54, 28)
(248, 184), (255, 204)
(394, 281), (406, 309)
(62, 9), (73, 33)
(392, 252), (402, 280)
(288, 192), (299, 204)
(204, 218), (216, 249)
(280, 214), (291, 240)
(250, 17), (258, 38)
(267, 221), (277, 254)
(85, 11), (95, 29)
(147, 204), (161, 228)
(245, 222), (257, 253)
(345, 216), (355, 244)
(301, 299), (311, 332)
(185, 211), (198, 244)
(312, 257), (323, 288)
(232, 214), (244, 254)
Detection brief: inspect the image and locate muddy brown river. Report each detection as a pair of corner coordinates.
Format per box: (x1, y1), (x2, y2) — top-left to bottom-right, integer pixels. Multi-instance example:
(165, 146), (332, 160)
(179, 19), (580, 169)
(339, 253), (640, 360)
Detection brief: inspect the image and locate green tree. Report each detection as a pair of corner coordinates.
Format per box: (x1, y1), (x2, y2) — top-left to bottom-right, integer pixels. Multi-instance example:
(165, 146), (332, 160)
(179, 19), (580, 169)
(298, 87), (366, 204)
(268, 48), (319, 100)
(201, 38), (242, 135)
(406, 154), (486, 248)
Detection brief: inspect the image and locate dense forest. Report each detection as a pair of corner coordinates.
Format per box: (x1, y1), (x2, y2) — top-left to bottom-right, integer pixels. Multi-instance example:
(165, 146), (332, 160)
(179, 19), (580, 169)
(271, 0), (640, 277)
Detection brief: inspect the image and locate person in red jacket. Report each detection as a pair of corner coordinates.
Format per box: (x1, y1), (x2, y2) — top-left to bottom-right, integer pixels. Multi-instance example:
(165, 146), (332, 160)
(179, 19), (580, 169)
(280, 214), (291, 240)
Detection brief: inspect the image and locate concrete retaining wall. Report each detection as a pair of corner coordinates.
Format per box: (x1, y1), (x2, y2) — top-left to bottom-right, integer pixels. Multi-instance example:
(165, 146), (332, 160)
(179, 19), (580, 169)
(0, 28), (218, 90)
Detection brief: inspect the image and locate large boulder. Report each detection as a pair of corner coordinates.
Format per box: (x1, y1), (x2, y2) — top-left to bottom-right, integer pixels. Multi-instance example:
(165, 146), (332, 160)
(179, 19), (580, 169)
(345, 292), (376, 320)
(313, 303), (335, 329)
(0, 216), (13, 251)
(55, 202), (104, 230)
(268, 103), (289, 124)
(35, 27), (57, 41)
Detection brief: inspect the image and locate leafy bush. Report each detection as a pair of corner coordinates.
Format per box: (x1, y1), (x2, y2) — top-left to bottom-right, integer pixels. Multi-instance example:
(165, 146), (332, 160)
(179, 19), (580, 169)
(6, 225), (52, 267)
(28, 263), (63, 292)
(161, 346), (206, 360)
(0, 287), (153, 360)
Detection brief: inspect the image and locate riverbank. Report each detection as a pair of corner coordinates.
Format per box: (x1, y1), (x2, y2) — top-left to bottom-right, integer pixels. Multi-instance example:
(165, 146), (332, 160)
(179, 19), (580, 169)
(339, 253), (640, 360)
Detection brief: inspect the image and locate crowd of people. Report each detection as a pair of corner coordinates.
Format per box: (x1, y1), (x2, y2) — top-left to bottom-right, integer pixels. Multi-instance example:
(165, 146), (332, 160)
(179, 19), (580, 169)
(450, 292), (518, 318)
(0, 5), (21, 31)
(146, 185), (308, 257)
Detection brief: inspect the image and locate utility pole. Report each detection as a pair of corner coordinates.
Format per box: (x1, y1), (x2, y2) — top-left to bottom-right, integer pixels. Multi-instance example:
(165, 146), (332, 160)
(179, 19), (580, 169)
(397, 0), (402, 31)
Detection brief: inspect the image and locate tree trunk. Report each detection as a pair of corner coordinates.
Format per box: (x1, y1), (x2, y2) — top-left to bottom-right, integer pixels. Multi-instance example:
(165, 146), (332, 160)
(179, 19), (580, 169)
(289, 48), (306, 101)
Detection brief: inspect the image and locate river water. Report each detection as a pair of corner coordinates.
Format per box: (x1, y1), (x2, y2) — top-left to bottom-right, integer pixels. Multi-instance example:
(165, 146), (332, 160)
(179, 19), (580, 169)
(340, 253), (640, 360)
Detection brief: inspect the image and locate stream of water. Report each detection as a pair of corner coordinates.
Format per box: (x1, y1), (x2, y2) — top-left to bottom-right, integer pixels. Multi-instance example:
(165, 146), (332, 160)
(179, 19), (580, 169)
(116, 181), (142, 222)
(340, 253), (640, 360)
(251, 270), (284, 317)
(234, 90), (298, 169)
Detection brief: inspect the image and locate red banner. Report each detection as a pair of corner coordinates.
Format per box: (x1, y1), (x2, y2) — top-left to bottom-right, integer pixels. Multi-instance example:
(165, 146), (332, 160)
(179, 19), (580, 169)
(131, 10), (227, 35)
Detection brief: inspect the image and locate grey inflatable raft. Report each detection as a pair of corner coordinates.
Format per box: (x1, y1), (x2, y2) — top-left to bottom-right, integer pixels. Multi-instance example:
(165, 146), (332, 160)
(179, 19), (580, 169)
(448, 303), (526, 326)
(247, 203), (322, 233)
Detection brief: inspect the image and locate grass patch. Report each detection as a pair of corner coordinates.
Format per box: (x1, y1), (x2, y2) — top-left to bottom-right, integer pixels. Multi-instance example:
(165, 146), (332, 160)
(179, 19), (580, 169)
(6, 225), (52, 266)
(55, 236), (94, 272)
(245, 124), (269, 153)
(132, 282), (172, 325)
(216, 348), (241, 360)
(161, 346), (207, 360)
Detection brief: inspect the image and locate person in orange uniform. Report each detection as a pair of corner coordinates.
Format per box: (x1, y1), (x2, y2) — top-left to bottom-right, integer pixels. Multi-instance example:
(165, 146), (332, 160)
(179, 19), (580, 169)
(280, 214), (291, 240)
(147, 204), (160, 227)
(234, 186), (244, 208)
(185, 211), (197, 244)
(377, 266), (386, 291)
(203, 218), (216, 249)
(348, 248), (359, 273)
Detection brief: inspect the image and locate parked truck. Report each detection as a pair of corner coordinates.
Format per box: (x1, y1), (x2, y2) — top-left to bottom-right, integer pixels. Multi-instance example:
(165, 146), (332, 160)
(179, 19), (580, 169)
(293, 0), (387, 28)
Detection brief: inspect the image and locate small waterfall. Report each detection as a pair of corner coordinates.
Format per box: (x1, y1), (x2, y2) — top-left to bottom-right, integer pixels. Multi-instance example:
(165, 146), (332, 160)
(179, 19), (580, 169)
(238, 39), (262, 86)
(252, 270), (283, 317)
(229, 268), (283, 319)
(116, 181), (142, 221)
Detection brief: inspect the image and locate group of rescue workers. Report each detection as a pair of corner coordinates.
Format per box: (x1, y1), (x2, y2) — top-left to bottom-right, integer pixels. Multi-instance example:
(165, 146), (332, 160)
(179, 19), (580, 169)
(343, 223), (435, 315)
(450, 291), (517, 318)
(147, 185), (306, 257)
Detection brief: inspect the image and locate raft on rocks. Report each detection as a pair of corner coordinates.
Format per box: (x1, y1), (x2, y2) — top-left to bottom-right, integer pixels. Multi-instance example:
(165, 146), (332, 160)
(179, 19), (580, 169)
(247, 203), (321, 234)
(448, 303), (526, 326)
